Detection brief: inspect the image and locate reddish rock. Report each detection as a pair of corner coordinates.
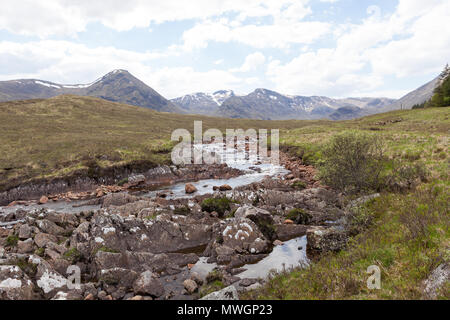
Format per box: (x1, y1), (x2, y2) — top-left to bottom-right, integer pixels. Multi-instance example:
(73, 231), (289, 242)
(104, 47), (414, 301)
(185, 183), (197, 194)
(39, 196), (48, 204)
(219, 184), (233, 191)
(284, 219), (294, 225)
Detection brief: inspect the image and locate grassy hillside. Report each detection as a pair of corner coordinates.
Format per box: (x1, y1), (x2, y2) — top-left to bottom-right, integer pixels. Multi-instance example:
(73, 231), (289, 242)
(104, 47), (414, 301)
(0, 95), (315, 191)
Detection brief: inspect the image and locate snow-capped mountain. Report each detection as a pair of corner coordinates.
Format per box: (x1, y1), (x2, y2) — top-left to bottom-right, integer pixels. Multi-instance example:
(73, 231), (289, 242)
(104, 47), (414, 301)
(0, 70), (182, 113)
(170, 90), (235, 115)
(173, 88), (395, 120)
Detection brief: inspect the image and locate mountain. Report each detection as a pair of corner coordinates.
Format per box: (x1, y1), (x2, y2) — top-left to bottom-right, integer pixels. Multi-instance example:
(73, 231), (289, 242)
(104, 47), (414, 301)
(384, 76), (440, 110)
(173, 88), (395, 120)
(171, 90), (234, 115)
(0, 70), (182, 113)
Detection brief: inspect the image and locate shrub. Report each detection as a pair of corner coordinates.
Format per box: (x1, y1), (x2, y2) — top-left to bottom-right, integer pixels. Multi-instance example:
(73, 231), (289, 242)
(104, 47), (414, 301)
(6, 235), (19, 247)
(174, 205), (191, 216)
(319, 131), (385, 194)
(254, 221), (277, 241)
(201, 197), (232, 217)
(286, 208), (312, 225)
(386, 161), (429, 192)
(63, 248), (82, 263)
(291, 181), (307, 190)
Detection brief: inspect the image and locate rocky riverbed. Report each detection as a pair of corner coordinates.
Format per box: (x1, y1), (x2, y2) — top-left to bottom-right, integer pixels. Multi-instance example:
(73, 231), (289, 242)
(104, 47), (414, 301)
(0, 149), (355, 300)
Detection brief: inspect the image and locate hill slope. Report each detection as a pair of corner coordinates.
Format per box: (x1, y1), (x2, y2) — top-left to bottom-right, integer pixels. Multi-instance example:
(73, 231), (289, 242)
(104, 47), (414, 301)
(0, 70), (182, 113)
(385, 76), (439, 110)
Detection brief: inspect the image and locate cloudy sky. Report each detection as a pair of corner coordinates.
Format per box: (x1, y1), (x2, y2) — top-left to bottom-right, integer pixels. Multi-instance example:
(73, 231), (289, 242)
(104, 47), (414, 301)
(0, 0), (449, 99)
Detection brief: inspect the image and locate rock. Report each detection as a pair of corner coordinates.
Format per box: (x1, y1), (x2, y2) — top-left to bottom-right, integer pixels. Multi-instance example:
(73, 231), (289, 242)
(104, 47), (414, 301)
(200, 285), (239, 300)
(273, 240), (284, 246)
(234, 205), (274, 225)
(102, 193), (139, 208)
(99, 268), (139, 289)
(190, 272), (204, 286)
(129, 295), (143, 300)
(284, 219), (294, 225)
(423, 263), (450, 299)
(185, 183), (198, 194)
(18, 224), (32, 240)
(84, 293), (95, 300)
(219, 218), (270, 255)
(306, 226), (348, 253)
(34, 233), (58, 248)
(239, 278), (258, 287)
(17, 239), (34, 254)
(128, 175), (146, 187)
(219, 185), (233, 191)
(36, 219), (65, 236)
(39, 196), (48, 204)
(0, 265), (36, 300)
(183, 279), (198, 294)
(133, 271), (165, 298)
(275, 224), (307, 241)
(34, 258), (68, 298)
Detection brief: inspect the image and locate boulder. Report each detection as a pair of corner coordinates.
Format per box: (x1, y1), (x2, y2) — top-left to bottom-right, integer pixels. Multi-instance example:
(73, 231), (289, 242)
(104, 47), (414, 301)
(185, 184), (198, 194)
(18, 224), (32, 240)
(127, 175), (146, 187)
(219, 185), (233, 191)
(275, 224), (307, 241)
(34, 233), (58, 248)
(17, 239), (34, 254)
(36, 219), (65, 236)
(0, 265), (36, 300)
(219, 218), (270, 255)
(133, 271), (165, 298)
(423, 263), (450, 299)
(39, 196), (48, 204)
(200, 285), (239, 300)
(306, 226), (348, 253)
(102, 193), (139, 208)
(183, 279), (198, 294)
(234, 205), (274, 225)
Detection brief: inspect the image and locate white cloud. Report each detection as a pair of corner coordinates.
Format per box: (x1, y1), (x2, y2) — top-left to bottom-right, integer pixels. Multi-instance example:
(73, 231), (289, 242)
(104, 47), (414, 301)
(0, 0), (311, 37)
(231, 52), (266, 73)
(266, 0), (450, 98)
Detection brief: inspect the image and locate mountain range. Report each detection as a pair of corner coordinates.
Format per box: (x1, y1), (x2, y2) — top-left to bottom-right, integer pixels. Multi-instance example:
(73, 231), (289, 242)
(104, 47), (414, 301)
(172, 88), (396, 120)
(0, 70), (440, 120)
(0, 69), (182, 113)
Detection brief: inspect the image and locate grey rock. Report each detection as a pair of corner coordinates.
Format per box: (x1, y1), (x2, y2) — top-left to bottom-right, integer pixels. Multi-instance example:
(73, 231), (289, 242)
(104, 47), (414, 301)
(200, 285), (239, 300)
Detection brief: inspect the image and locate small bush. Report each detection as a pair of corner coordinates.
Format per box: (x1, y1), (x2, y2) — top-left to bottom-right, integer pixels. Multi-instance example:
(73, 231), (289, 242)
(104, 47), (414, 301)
(14, 258), (37, 276)
(118, 178), (128, 186)
(386, 161), (429, 192)
(63, 248), (82, 263)
(199, 280), (225, 298)
(291, 181), (307, 190)
(174, 205), (191, 216)
(319, 131), (385, 194)
(254, 221), (277, 241)
(6, 235), (19, 247)
(201, 197), (232, 217)
(34, 247), (45, 257)
(206, 269), (223, 284)
(286, 208), (312, 225)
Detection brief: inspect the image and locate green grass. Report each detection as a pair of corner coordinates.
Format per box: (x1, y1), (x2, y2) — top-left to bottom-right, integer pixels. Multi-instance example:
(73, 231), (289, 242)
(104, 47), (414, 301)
(243, 182), (449, 300)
